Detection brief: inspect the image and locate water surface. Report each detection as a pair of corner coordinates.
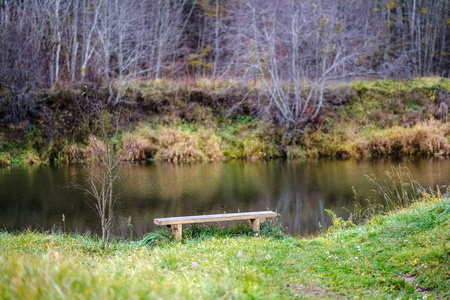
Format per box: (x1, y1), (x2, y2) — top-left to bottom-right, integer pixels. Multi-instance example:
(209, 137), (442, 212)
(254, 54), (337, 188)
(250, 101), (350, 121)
(0, 159), (448, 239)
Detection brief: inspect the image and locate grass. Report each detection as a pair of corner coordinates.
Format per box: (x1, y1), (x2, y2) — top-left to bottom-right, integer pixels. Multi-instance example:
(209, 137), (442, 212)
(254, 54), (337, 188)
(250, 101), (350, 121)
(365, 165), (425, 211)
(64, 118), (278, 164)
(300, 119), (450, 159)
(299, 76), (450, 159)
(1, 193), (449, 299)
(118, 120), (274, 162)
(0, 117), (281, 165)
(0, 152), (11, 167)
(1, 76), (450, 165)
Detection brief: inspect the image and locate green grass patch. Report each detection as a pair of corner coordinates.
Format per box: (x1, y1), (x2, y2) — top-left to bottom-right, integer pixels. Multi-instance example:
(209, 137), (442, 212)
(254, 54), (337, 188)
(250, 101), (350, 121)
(1, 194), (449, 299)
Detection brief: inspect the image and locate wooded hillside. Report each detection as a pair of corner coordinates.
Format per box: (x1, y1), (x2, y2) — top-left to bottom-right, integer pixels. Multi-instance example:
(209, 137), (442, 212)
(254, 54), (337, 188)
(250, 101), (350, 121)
(1, 0), (449, 127)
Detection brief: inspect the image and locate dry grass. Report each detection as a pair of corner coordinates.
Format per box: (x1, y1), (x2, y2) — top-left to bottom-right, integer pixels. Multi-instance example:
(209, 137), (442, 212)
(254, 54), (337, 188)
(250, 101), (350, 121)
(285, 146), (307, 159)
(157, 127), (226, 162)
(54, 117), (449, 163)
(59, 143), (85, 164)
(157, 128), (206, 163)
(304, 119), (450, 158)
(23, 150), (42, 166)
(119, 125), (225, 163)
(0, 153), (11, 167)
(367, 120), (450, 157)
(125, 77), (239, 94)
(85, 136), (107, 163)
(120, 134), (157, 161)
(242, 138), (267, 160)
(197, 129), (225, 161)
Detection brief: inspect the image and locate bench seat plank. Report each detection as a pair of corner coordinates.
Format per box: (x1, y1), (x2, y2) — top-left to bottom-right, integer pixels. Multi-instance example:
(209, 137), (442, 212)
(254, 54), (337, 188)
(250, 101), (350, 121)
(154, 211), (277, 226)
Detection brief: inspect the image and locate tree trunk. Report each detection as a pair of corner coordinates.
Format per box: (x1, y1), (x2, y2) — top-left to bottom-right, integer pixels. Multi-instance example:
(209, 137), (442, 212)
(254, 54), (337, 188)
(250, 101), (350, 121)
(70, 0), (79, 82)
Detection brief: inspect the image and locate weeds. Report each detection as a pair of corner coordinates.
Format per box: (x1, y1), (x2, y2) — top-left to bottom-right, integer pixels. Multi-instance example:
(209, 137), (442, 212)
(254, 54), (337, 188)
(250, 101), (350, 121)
(303, 119), (450, 159)
(118, 121), (276, 163)
(325, 209), (355, 232)
(157, 127), (207, 162)
(366, 165), (424, 211)
(139, 228), (175, 248)
(59, 142), (85, 164)
(367, 120), (450, 157)
(348, 186), (385, 224)
(344, 166), (444, 228)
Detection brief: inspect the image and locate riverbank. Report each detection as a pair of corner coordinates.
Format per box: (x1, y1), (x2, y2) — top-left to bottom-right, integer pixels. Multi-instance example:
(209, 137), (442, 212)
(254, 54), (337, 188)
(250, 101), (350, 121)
(1, 192), (448, 299)
(0, 77), (449, 166)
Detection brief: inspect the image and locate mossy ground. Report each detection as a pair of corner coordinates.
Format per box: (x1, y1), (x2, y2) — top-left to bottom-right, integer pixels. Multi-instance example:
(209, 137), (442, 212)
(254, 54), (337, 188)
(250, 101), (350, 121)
(1, 195), (449, 299)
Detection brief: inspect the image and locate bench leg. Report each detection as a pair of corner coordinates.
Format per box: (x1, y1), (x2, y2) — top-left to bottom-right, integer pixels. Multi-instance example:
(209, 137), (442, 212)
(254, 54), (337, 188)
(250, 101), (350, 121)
(171, 224), (182, 241)
(250, 218), (260, 232)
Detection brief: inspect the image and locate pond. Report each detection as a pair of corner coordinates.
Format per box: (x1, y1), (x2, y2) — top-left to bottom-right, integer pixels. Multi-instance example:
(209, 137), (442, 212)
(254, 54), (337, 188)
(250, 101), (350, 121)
(0, 158), (449, 239)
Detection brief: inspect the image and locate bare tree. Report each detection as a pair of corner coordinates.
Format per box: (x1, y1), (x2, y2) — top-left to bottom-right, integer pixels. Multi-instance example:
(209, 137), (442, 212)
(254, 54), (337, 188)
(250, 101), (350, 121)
(1, 0), (449, 99)
(79, 0), (102, 82)
(149, 0), (192, 79)
(103, 0), (146, 104)
(0, 0), (47, 122)
(74, 95), (130, 245)
(373, 0), (450, 77)
(227, 0), (381, 128)
(70, 0), (80, 82)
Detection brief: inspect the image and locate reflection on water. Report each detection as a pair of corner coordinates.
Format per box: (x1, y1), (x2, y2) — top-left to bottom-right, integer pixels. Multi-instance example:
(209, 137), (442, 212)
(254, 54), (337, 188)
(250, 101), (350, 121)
(0, 158), (449, 239)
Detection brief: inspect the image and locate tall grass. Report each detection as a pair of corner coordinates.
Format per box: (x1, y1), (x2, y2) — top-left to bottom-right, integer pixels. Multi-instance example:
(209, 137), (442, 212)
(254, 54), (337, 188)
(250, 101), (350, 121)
(58, 142), (85, 164)
(157, 127), (207, 162)
(23, 149), (42, 165)
(118, 121), (279, 163)
(302, 119), (450, 158)
(345, 165), (443, 226)
(366, 165), (425, 211)
(367, 120), (450, 157)
(0, 152), (11, 167)
(120, 134), (156, 161)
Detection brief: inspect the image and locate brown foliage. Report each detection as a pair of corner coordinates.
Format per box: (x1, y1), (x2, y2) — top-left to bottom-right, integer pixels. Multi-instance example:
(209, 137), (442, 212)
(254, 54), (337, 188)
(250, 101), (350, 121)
(60, 143), (85, 164)
(85, 136), (107, 163)
(120, 135), (157, 161)
(24, 150), (42, 166)
(157, 128), (206, 163)
(366, 120), (450, 157)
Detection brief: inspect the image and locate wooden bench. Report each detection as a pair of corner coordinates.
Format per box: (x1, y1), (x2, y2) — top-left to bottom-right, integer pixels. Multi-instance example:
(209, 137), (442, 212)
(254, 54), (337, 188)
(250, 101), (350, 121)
(154, 211), (277, 241)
